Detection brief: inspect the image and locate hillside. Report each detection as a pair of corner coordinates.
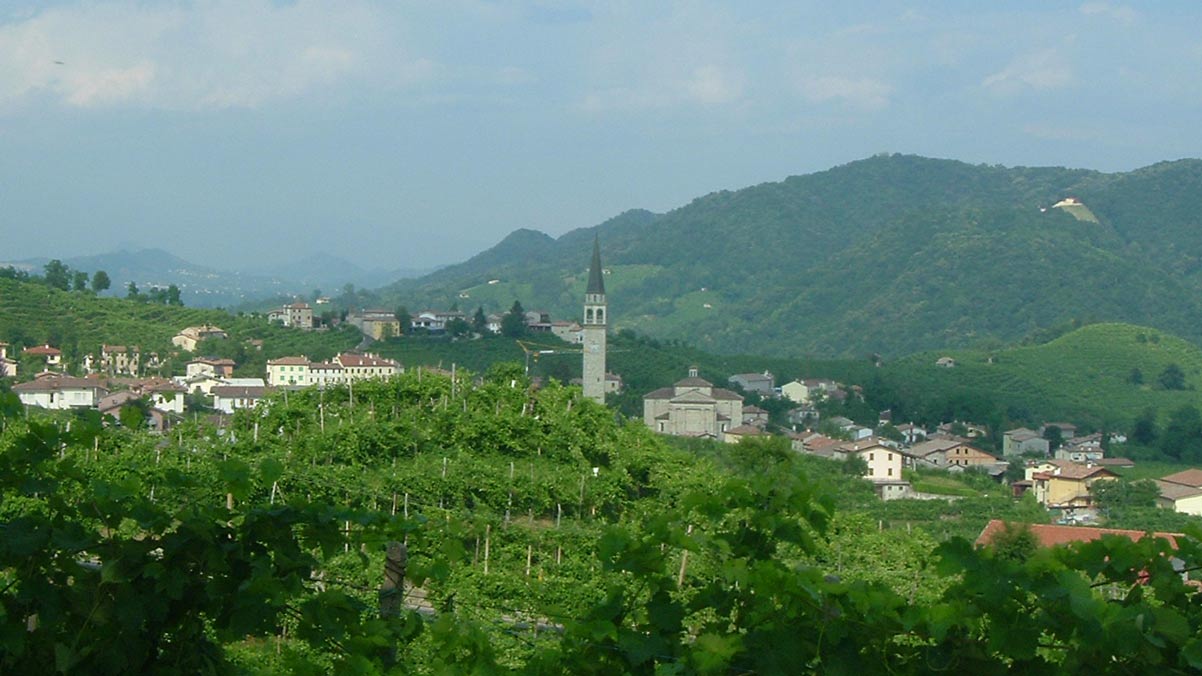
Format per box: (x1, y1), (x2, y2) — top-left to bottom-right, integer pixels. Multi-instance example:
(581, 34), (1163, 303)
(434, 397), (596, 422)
(0, 278), (360, 375)
(875, 323), (1202, 430)
(377, 154), (1202, 357)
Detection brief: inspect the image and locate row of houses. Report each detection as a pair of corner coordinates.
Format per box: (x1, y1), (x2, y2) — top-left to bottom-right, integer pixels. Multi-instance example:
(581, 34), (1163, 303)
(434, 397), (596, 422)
(266, 352), (402, 388)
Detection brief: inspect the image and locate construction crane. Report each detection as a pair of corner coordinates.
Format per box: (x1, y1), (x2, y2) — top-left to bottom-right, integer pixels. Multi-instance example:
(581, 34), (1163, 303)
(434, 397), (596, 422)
(515, 340), (582, 375)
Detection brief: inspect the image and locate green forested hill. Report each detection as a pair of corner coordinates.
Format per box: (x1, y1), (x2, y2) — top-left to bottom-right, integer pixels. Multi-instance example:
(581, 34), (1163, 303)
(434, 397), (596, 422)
(872, 323), (1202, 430)
(378, 154), (1202, 357)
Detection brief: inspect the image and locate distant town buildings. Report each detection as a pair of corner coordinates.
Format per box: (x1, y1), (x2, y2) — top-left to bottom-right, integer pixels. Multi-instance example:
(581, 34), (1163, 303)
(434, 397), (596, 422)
(266, 352), (402, 388)
(348, 309), (402, 340)
(268, 302), (314, 330)
(172, 325), (228, 352)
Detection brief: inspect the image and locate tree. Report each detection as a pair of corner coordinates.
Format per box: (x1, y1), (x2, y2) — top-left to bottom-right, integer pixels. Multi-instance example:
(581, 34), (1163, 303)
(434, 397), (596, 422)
(445, 317), (471, 338)
(1131, 408), (1157, 446)
(1042, 425), (1063, 451)
(1159, 404), (1202, 461)
(91, 270), (111, 293)
(1158, 363), (1186, 390)
(472, 306), (488, 334)
(394, 306), (411, 336)
(43, 259), (70, 290)
(984, 521), (1038, 563)
(501, 300), (527, 338)
(166, 284), (182, 306)
(71, 270), (89, 292)
(1127, 367), (1143, 385)
(126, 281), (140, 300)
(1091, 479), (1159, 513)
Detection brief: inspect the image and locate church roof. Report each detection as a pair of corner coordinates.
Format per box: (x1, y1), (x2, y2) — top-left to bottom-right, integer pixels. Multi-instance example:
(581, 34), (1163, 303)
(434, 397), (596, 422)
(674, 377), (712, 388)
(672, 390), (718, 404)
(587, 236), (605, 295)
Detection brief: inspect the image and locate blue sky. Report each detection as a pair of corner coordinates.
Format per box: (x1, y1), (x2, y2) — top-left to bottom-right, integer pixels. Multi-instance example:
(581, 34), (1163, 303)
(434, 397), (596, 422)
(2, 1), (1200, 271)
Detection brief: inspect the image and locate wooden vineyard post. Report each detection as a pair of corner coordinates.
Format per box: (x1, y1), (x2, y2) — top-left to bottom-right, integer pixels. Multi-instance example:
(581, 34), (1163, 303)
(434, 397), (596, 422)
(379, 541), (408, 666)
(526, 545), (533, 577)
(678, 525), (693, 587)
(484, 524), (491, 575)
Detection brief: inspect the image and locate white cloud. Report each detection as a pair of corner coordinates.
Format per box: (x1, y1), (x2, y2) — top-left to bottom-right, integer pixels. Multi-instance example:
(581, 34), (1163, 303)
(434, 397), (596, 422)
(798, 75), (892, 110)
(0, 1), (428, 111)
(1079, 2), (1138, 23)
(685, 65), (743, 105)
(982, 49), (1074, 95)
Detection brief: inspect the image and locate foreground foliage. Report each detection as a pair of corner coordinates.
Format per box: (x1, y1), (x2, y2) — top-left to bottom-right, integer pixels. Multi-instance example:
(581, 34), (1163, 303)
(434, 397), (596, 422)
(3, 372), (1202, 674)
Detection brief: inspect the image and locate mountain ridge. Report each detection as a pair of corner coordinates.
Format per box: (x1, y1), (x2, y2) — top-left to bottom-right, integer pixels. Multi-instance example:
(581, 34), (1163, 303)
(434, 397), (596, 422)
(377, 154), (1202, 357)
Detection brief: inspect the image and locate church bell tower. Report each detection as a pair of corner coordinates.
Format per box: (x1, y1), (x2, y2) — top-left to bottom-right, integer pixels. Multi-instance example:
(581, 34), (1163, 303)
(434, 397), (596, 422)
(582, 236), (607, 403)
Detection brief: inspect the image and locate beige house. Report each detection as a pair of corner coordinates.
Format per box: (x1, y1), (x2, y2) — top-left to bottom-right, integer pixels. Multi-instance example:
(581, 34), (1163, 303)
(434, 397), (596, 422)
(187, 357), (236, 379)
(1156, 469), (1202, 516)
(909, 439), (996, 469)
(835, 438), (905, 482)
(1030, 464), (1118, 508)
(172, 325), (228, 352)
(780, 378), (837, 405)
(643, 368), (743, 441)
(723, 424), (766, 444)
(348, 309), (402, 340)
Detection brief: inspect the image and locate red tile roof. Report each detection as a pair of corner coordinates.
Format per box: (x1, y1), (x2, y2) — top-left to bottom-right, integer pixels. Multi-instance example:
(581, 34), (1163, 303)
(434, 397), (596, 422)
(336, 352), (399, 368)
(1161, 468), (1202, 488)
(976, 519), (1183, 549)
(24, 344), (61, 356)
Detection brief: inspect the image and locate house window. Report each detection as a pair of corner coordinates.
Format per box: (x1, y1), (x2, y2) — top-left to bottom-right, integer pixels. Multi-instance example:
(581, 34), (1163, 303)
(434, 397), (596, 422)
(888, 468), (893, 476)
(869, 453), (874, 461)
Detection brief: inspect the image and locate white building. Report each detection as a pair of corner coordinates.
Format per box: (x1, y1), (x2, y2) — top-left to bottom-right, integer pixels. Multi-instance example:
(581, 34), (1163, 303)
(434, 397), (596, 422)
(13, 374), (107, 410)
(266, 353), (401, 388)
(212, 385), (269, 414)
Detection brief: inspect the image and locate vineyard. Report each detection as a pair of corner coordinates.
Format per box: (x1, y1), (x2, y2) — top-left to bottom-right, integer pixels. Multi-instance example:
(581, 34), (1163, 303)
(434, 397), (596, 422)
(4, 367), (1202, 674)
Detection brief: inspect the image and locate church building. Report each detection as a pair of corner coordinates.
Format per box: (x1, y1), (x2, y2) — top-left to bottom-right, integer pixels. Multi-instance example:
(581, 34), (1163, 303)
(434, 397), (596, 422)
(643, 367), (744, 441)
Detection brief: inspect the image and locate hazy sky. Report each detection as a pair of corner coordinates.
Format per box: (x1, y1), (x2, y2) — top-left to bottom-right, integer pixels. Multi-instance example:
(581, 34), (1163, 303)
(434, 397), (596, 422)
(3, 1), (1201, 271)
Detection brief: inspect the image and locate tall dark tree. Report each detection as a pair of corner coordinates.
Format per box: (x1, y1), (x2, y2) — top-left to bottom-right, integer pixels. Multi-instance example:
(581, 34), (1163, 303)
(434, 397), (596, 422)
(394, 306), (411, 336)
(1160, 404), (1202, 461)
(43, 260), (70, 290)
(472, 306), (488, 334)
(501, 300), (527, 338)
(1131, 407), (1158, 446)
(91, 270), (111, 293)
(71, 271), (88, 292)
(166, 284), (182, 306)
(126, 281), (140, 300)
(1042, 425), (1063, 451)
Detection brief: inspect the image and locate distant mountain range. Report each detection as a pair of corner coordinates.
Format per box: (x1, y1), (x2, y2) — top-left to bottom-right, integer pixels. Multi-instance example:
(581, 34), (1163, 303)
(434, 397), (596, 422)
(377, 154), (1202, 357)
(1, 248), (436, 308)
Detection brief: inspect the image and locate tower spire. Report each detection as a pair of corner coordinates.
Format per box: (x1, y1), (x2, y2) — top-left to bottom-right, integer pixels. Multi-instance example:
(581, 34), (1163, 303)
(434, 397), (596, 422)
(587, 235), (605, 295)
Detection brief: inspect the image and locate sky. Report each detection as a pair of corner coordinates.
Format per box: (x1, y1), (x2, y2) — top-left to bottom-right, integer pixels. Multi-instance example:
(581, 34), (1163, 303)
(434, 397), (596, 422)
(2, 1), (1202, 272)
